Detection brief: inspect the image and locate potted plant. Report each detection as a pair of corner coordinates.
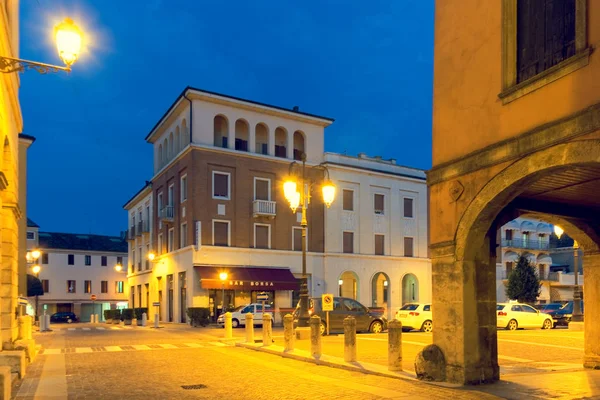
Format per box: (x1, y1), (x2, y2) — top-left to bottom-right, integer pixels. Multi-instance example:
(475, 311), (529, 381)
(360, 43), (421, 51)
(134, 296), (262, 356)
(122, 308), (134, 325)
(103, 309), (113, 324)
(186, 307), (210, 327)
(112, 309), (121, 324)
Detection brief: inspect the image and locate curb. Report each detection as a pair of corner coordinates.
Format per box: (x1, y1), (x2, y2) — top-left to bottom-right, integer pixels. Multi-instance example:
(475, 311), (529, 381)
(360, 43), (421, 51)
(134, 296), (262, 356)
(236, 341), (423, 383)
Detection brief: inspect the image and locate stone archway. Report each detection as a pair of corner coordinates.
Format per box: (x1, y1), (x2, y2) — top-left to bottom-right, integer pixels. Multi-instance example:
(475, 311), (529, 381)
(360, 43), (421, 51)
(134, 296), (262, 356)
(431, 139), (600, 384)
(401, 273), (419, 305)
(338, 271), (358, 300)
(370, 272), (390, 317)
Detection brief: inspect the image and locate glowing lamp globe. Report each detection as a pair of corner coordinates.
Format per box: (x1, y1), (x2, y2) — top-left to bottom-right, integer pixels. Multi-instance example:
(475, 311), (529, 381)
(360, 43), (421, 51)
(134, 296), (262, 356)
(55, 18), (83, 67)
(283, 180), (297, 202)
(322, 180), (336, 208)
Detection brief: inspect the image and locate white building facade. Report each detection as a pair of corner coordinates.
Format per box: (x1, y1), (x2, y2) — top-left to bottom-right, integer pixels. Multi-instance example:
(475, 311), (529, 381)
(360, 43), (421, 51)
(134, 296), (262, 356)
(125, 87), (431, 324)
(26, 220), (128, 321)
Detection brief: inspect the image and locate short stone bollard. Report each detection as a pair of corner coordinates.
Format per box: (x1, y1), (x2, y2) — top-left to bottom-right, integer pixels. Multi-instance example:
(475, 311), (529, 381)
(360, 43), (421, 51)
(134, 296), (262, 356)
(245, 313), (255, 343)
(283, 314), (294, 352)
(154, 313), (159, 328)
(44, 314), (51, 331)
(18, 316), (32, 340)
(262, 313), (272, 346)
(141, 312), (147, 327)
(388, 320), (402, 371)
(310, 315), (322, 359)
(224, 312), (233, 339)
(344, 316), (357, 362)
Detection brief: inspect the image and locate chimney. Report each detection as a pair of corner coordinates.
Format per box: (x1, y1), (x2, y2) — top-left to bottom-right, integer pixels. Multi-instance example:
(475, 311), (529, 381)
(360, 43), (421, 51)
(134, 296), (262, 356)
(389, 159), (397, 164)
(358, 153), (367, 158)
(292, 106), (299, 112)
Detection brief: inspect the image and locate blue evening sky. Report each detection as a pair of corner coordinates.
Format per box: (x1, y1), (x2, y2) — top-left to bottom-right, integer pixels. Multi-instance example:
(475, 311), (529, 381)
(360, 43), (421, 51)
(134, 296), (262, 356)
(19, 0), (434, 236)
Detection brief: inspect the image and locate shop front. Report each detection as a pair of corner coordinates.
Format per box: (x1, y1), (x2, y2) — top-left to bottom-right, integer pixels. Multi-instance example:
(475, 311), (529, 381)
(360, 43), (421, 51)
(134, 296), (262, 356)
(195, 265), (300, 322)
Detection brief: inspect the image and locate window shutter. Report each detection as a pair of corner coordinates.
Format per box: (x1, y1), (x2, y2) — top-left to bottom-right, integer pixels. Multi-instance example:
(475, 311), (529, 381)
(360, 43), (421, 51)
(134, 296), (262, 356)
(343, 232), (354, 253)
(404, 237), (414, 257)
(343, 190), (353, 211)
(374, 194), (384, 214)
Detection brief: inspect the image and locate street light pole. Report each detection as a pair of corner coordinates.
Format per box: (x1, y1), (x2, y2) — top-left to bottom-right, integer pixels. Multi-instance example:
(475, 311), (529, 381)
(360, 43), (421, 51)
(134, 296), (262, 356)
(219, 272), (228, 317)
(572, 241), (583, 322)
(284, 153), (336, 329)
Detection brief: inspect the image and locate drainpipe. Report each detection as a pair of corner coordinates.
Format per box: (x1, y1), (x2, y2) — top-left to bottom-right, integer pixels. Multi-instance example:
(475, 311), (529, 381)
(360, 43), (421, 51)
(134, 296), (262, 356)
(183, 92), (193, 144)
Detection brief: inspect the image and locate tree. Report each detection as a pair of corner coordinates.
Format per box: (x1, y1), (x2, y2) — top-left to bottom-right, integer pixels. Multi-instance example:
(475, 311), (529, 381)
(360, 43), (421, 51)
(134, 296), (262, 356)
(505, 255), (541, 303)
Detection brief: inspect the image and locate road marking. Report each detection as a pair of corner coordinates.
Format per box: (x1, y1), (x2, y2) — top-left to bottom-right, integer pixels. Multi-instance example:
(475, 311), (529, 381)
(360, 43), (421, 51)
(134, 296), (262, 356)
(75, 347), (93, 353)
(43, 349), (61, 355)
(209, 342), (227, 347)
(68, 328), (75, 331)
(159, 344), (178, 349)
(82, 328), (91, 331)
(498, 355), (532, 362)
(97, 327), (106, 330)
(185, 342), (203, 348)
(498, 338), (583, 351)
(132, 345), (151, 350)
(105, 346), (122, 352)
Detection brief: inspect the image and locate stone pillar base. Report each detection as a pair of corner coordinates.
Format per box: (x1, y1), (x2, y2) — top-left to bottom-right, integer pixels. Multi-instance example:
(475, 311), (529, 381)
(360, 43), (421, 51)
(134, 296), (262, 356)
(0, 366), (10, 400)
(295, 327), (310, 340)
(569, 321), (585, 331)
(0, 351), (26, 378)
(584, 355), (600, 369)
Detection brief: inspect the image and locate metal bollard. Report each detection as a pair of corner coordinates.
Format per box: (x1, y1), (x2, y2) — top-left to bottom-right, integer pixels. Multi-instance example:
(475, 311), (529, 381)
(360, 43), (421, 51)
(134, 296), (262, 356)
(45, 314), (51, 331)
(344, 316), (357, 362)
(388, 320), (402, 371)
(154, 313), (159, 328)
(245, 313), (255, 343)
(39, 316), (45, 332)
(310, 315), (322, 359)
(283, 314), (294, 352)
(224, 312), (233, 339)
(142, 312), (147, 327)
(262, 313), (272, 346)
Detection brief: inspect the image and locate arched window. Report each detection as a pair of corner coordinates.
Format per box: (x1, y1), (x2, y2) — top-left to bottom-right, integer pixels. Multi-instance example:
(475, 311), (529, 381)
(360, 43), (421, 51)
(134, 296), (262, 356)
(255, 123), (269, 155)
(181, 119), (189, 148)
(162, 138), (168, 165)
(214, 115), (228, 148)
(338, 271), (359, 300)
(175, 126), (180, 155)
(158, 144), (163, 168)
(293, 130), (305, 161)
(168, 132), (174, 160)
(235, 119), (249, 151)
(401, 274), (419, 305)
(274, 127), (287, 158)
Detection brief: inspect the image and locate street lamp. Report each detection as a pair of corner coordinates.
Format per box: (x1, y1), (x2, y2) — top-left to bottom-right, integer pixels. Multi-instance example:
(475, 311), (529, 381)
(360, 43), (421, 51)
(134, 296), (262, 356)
(148, 252), (156, 262)
(554, 225), (564, 239)
(338, 279), (343, 296)
(114, 263), (123, 272)
(283, 153), (335, 329)
(554, 226), (583, 323)
(26, 250), (42, 323)
(219, 272), (228, 316)
(0, 18), (83, 74)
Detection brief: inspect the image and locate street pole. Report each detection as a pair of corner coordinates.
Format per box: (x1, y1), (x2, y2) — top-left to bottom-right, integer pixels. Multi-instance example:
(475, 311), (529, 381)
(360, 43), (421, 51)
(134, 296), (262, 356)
(221, 282), (225, 317)
(298, 154), (310, 328)
(572, 241), (583, 322)
(35, 271), (39, 325)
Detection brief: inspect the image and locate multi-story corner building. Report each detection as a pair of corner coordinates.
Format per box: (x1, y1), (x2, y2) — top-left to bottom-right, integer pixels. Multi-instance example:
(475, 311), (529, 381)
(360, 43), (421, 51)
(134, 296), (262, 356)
(323, 153), (430, 318)
(495, 217), (583, 303)
(125, 87), (431, 324)
(26, 220), (128, 321)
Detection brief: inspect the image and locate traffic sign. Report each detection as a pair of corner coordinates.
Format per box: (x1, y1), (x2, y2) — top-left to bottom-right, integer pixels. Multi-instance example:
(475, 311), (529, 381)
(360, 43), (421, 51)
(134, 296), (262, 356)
(322, 294), (334, 311)
(256, 292), (269, 301)
(152, 301), (160, 307)
(90, 294), (97, 301)
(18, 296), (28, 306)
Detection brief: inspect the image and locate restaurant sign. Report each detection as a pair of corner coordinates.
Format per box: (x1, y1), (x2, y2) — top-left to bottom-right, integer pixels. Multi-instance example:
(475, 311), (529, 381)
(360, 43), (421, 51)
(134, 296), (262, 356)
(228, 280), (275, 287)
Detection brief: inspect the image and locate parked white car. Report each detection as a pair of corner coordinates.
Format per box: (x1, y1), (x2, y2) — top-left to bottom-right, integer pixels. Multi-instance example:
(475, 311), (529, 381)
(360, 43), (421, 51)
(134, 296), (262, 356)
(395, 303), (433, 332)
(497, 301), (553, 330)
(217, 303), (273, 328)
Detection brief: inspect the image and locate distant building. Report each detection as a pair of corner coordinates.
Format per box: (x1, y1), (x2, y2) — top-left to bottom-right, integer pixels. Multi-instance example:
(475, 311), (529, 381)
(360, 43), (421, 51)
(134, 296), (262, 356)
(26, 220), (128, 321)
(124, 87), (432, 324)
(496, 217), (582, 303)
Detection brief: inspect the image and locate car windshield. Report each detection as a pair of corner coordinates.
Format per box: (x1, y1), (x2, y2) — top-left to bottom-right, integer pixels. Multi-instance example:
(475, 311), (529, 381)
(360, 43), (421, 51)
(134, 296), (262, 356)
(400, 304), (419, 311)
(496, 305), (505, 310)
(231, 305), (246, 312)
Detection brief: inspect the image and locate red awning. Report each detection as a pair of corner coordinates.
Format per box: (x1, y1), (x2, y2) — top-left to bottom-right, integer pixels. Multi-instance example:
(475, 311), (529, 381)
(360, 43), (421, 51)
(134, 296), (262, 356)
(196, 266), (300, 291)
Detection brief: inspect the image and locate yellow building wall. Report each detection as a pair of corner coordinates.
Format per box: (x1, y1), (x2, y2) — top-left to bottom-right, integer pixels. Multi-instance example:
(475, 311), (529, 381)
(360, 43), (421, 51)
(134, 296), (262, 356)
(432, 1), (600, 166)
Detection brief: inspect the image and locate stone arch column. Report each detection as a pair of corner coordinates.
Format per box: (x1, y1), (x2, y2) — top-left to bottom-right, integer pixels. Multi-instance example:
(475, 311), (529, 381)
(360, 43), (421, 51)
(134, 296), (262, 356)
(431, 139), (600, 384)
(583, 251), (600, 369)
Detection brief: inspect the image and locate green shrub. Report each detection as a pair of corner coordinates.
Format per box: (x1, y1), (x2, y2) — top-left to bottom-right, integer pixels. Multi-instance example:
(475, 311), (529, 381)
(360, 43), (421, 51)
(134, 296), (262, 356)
(134, 308), (148, 320)
(103, 310), (112, 320)
(121, 308), (134, 320)
(186, 307), (210, 327)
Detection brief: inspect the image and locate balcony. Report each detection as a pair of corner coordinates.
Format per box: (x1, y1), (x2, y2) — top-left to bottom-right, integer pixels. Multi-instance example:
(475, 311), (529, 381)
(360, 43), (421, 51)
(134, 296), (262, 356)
(127, 227), (135, 241)
(501, 238), (550, 250)
(136, 221), (143, 236)
(253, 200), (276, 218)
(160, 206), (174, 222)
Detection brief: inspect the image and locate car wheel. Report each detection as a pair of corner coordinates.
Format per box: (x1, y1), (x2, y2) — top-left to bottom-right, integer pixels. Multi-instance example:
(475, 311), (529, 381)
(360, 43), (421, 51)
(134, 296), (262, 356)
(420, 320), (433, 333)
(370, 320), (383, 334)
(232, 319), (239, 328)
(542, 319), (552, 330)
(319, 321), (327, 336)
(506, 319), (518, 330)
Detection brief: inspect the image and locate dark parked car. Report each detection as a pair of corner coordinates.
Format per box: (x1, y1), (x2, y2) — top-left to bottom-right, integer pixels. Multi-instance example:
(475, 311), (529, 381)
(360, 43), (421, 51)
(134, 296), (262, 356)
(50, 312), (78, 323)
(549, 301), (584, 327)
(293, 297), (387, 335)
(537, 303), (564, 314)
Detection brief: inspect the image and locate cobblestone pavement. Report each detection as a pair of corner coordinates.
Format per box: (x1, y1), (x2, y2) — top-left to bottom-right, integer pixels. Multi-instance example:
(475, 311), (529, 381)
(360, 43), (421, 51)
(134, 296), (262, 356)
(11, 324), (600, 399)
